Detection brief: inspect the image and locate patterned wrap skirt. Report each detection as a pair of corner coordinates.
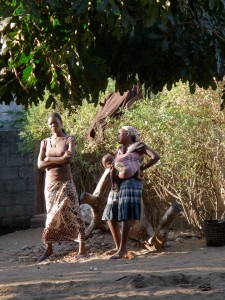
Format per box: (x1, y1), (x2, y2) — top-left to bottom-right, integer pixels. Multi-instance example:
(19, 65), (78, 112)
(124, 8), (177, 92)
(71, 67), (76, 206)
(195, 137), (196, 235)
(42, 179), (86, 243)
(102, 177), (143, 221)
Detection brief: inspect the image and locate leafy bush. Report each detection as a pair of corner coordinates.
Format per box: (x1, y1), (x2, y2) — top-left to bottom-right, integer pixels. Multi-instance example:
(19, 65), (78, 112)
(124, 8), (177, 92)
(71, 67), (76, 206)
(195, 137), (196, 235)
(18, 81), (225, 231)
(112, 83), (225, 229)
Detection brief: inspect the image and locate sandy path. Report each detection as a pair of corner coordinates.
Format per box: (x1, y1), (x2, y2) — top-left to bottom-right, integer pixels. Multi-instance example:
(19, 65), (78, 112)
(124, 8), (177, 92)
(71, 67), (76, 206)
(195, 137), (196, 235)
(0, 228), (225, 299)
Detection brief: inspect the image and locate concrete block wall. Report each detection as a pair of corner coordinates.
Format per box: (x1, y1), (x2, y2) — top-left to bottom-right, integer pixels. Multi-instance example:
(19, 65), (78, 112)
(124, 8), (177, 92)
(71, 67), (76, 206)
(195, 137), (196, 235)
(0, 130), (35, 234)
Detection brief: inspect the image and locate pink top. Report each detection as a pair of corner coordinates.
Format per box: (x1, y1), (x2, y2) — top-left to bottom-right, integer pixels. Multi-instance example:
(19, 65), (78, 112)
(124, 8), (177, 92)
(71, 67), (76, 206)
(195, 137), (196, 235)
(114, 146), (143, 179)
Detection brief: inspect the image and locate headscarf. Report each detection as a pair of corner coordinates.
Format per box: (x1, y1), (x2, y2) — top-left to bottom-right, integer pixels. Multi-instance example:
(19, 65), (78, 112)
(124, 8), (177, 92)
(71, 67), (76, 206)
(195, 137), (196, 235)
(121, 126), (141, 142)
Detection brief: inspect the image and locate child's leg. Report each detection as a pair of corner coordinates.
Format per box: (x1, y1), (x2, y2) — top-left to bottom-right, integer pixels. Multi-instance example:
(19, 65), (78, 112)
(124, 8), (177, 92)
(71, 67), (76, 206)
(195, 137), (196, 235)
(106, 220), (121, 253)
(78, 240), (87, 256)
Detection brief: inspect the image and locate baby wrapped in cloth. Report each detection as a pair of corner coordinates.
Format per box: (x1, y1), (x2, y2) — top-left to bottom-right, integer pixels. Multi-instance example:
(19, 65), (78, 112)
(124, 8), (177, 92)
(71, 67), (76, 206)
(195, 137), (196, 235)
(110, 126), (146, 191)
(114, 142), (145, 180)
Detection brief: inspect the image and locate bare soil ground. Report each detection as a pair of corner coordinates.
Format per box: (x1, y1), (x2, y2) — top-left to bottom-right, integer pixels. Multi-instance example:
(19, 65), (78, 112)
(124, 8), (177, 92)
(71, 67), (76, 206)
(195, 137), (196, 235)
(0, 227), (225, 300)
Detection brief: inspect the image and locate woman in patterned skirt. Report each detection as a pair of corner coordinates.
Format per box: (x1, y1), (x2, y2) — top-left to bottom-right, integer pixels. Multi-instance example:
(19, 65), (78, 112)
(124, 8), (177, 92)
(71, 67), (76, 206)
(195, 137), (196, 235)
(102, 126), (160, 259)
(37, 112), (88, 261)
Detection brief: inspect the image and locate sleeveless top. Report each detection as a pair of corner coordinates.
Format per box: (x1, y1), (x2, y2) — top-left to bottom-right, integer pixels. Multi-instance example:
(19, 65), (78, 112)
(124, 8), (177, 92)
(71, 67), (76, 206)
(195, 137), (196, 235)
(41, 136), (75, 182)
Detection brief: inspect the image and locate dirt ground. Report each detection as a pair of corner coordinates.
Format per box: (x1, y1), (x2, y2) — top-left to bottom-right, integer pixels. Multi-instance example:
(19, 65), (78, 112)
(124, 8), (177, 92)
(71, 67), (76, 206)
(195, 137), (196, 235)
(0, 227), (225, 300)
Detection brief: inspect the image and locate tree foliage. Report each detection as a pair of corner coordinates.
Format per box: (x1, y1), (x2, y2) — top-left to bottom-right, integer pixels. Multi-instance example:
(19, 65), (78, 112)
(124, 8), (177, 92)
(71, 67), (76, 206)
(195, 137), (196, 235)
(1, 0), (225, 109)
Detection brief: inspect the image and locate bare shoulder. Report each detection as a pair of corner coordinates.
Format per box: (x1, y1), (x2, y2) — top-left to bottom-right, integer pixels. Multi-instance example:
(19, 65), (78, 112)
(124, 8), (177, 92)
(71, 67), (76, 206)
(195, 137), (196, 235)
(40, 137), (49, 147)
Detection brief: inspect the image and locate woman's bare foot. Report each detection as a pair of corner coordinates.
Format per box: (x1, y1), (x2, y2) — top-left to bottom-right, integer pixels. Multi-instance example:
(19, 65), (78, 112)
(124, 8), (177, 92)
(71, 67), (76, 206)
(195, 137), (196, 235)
(38, 249), (53, 262)
(77, 251), (88, 256)
(44, 249), (53, 256)
(75, 253), (90, 259)
(109, 251), (126, 259)
(105, 248), (118, 255)
(109, 251), (135, 259)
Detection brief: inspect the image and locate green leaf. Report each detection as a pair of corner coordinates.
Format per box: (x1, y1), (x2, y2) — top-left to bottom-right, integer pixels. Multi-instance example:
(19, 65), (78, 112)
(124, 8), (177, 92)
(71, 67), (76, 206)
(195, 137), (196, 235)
(53, 18), (60, 27)
(160, 8), (168, 26)
(18, 53), (33, 65)
(45, 95), (56, 109)
(96, 0), (109, 11)
(22, 64), (33, 82)
(221, 0), (225, 9)
(209, 0), (215, 9)
(72, 0), (89, 14)
(13, 3), (26, 16)
(144, 5), (159, 28)
(167, 82), (173, 91)
(189, 83), (196, 94)
(110, 0), (120, 15)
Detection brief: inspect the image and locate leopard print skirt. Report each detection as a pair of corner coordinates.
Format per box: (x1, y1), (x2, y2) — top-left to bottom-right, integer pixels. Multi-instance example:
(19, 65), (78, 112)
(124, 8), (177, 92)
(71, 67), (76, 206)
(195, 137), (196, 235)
(42, 179), (85, 243)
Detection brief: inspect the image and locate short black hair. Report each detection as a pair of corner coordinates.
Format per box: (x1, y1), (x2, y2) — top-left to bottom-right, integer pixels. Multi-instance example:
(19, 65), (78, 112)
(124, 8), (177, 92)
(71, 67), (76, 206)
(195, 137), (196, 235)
(102, 154), (114, 167)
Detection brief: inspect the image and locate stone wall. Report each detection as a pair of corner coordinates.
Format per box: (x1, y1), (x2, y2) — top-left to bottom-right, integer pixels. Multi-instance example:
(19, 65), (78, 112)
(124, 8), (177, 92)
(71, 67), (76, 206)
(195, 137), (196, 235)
(0, 130), (35, 234)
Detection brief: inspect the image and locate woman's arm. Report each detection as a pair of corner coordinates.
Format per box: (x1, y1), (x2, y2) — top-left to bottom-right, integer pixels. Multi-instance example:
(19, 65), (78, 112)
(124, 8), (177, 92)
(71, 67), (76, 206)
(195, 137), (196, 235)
(141, 146), (160, 171)
(44, 154), (71, 165)
(44, 136), (75, 165)
(37, 141), (58, 170)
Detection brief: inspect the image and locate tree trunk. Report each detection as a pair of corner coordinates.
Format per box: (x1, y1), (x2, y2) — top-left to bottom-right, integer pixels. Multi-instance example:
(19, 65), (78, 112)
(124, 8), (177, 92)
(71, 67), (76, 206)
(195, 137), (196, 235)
(80, 169), (182, 250)
(147, 202), (182, 250)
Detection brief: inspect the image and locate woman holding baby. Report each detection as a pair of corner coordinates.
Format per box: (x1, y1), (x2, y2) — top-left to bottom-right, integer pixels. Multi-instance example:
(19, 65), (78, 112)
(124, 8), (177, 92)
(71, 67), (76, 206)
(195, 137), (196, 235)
(102, 126), (160, 259)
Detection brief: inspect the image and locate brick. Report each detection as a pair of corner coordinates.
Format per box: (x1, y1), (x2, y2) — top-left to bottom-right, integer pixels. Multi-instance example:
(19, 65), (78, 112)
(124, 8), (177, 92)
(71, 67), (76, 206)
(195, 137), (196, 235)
(7, 131), (20, 143)
(19, 166), (34, 179)
(0, 155), (6, 167)
(5, 205), (15, 218)
(24, 153), (34, 165)
(5, 179), (27, 192)
(0, 131), (8, 143)
(0, 191), (35, 206)
(0, 142), (8, 154)
(0, 130), (35, 231)
(7, 154), (25, 167)
(24, 205), (35, 216)
(14, 191), (35, 205)
(0, 181), (5, 192)
(0, 206), (6, 218)
(12, 205), (25, 217)
(0, 193), (14, 205)
(0, 167), (19, 180)
(14, 216), (30, 228)
(1, 217), (14, 228)
(24, 177), (34, 191)
(0, 142), (19, 155)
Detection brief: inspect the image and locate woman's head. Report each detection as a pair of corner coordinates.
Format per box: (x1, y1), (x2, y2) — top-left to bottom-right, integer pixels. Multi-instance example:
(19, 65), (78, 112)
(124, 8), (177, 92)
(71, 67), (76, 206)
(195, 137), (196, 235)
(118, 126), (141, 144)
(47, 112), (65, 134)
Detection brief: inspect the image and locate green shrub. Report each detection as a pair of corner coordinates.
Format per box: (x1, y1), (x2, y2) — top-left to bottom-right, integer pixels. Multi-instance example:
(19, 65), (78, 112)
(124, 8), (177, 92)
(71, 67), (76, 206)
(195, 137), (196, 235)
(18, 81), (225, 230)
(110, 82), (225, 229)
